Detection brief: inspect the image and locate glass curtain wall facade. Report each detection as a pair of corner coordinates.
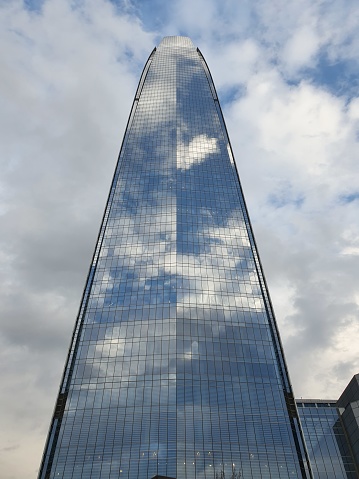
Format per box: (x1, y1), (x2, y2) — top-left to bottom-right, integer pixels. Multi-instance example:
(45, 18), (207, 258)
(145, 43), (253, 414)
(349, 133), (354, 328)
(38, 36), (312, 479)
(297, 400), (357, 478)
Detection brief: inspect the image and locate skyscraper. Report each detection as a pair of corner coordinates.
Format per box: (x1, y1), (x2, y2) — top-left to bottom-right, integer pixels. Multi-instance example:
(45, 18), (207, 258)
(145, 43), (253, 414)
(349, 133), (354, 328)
(38, 36), (312, 479)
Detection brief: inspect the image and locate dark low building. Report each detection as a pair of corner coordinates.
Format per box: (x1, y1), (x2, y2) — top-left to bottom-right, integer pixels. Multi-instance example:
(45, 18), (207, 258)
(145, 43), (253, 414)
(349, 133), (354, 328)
(297, 374), (359, 478)
(337, 374), (359, 473)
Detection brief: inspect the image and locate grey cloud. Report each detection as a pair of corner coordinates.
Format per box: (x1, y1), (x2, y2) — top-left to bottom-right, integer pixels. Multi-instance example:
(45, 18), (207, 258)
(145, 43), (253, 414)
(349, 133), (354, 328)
(1, 445), (20, 452)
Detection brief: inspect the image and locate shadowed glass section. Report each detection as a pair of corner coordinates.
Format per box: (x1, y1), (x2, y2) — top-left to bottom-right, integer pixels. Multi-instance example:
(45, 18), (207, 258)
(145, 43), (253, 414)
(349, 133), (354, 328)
(38, 36), (312, 479)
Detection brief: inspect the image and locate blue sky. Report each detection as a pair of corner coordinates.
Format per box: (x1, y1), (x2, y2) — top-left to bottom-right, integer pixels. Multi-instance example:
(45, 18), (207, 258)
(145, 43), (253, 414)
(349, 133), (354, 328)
(1, 0), (359, 477)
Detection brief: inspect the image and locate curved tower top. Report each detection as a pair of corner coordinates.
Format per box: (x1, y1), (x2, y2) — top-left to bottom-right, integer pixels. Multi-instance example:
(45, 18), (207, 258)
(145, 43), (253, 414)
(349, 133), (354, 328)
(158, 36), (195, 48)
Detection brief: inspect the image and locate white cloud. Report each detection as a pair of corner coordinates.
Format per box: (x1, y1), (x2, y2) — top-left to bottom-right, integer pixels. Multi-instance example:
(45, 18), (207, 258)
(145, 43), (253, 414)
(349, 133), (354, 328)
(281, 26), (321, 73)
(177, 134), (219, 170)
(226, 70), (359, 396)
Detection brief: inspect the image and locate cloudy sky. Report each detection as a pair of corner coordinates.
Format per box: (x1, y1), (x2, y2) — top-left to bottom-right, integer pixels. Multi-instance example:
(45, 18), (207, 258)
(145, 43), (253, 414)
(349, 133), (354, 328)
(1, 0), (359, 477)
